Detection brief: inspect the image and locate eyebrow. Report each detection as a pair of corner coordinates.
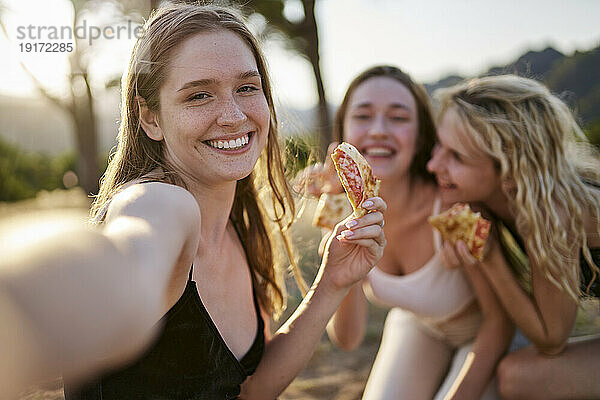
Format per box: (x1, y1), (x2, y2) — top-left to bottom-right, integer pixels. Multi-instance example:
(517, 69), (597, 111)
(177, 70), (261, 92)
(353, 102), (411, 111)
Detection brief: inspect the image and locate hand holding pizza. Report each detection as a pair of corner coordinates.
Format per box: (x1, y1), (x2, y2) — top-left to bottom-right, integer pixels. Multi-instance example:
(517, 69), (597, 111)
(320, 197), (387, 290)
(429, 203), (492, 268)
(316, 142), (386, 289)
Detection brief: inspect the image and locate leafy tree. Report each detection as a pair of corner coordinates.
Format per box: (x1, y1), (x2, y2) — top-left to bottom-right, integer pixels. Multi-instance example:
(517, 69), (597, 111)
(244, 0), (330, 158)
(0, 0), (151, 196)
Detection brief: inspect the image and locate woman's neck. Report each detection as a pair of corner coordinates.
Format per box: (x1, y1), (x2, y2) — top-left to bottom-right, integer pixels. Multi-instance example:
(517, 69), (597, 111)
(183, 177), (238, 248)
(380, 176), (437, 217)
(484, 189), (515, 226)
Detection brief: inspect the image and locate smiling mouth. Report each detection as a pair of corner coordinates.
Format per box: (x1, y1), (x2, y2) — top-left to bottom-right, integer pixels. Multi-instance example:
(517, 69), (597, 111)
(205, 133), (251, 150)
(363, 147), (395, 157)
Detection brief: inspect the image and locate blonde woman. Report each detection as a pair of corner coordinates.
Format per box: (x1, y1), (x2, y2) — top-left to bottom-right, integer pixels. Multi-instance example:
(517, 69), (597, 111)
(427, 74), (600, 400)
(0, 3), (387, 399)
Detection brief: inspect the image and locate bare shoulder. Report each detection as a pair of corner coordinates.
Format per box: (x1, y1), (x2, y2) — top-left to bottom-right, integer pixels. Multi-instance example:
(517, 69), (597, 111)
(106, 182), (200, 224)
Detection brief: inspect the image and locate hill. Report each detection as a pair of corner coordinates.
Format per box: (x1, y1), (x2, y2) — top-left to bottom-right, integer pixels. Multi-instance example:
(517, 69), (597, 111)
(425, 44), (600, 127)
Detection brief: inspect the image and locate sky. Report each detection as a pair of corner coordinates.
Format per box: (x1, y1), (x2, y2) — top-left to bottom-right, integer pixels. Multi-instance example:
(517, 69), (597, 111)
(1, 0), (599, 110)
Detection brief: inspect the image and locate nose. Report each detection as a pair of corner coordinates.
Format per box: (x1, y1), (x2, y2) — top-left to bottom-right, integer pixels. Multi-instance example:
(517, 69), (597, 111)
(367, 114), (389, 138)
(427, 145), (442, 174)
(217, 97), (247, 128)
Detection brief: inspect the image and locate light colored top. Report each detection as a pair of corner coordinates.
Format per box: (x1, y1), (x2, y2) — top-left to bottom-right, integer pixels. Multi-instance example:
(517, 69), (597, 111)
(363, 197), (476, 321)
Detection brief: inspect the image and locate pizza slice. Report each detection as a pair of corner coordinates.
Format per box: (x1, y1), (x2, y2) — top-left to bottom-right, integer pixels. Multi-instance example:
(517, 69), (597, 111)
(330, 142), (381, 218)
(428, 203), (491, 260)
(312, 193), (352, 229)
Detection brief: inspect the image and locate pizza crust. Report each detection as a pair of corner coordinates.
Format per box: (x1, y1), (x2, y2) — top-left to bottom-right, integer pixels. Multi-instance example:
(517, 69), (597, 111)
(428, 203), (491, 260)
(312, 193), (352, 229)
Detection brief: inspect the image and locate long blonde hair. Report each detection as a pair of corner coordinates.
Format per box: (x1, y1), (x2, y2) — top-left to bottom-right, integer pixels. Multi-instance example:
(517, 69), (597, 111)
(436, 75), (600, 300)
(90, 3), (298, 317)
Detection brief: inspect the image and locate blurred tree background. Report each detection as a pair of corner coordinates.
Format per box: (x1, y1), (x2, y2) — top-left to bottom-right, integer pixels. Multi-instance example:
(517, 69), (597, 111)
(0, 0), (599, 204)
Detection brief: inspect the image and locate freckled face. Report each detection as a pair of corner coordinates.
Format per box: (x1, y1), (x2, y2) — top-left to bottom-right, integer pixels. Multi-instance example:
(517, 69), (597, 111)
(153, 29), (270, 185)
(342, 77), (418, 181)
(426, 107), (503, 205)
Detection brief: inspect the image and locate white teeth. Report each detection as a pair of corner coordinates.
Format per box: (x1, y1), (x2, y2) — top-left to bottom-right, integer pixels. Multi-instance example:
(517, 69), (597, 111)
(207, 134), (250, 150)
(365, 147), (393, 156)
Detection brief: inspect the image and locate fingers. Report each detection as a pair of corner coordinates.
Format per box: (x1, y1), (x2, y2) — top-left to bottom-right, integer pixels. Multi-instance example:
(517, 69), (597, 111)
(343, 211), (384, 231)
(439, 240), (478, 269)
(325, 142), (339, 163)
(293, 163), (325, 196)
(440, 241), (461, 269)
(337, 214), (386, 249)
(361, 197), (387, 213)
(456, 240), (478, 268)
(337, 224), (383, 243)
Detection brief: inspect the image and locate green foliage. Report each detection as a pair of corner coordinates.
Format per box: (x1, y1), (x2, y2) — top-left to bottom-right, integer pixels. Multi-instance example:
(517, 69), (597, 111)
(0, 136), (77, 202)
(584, 118), (600, 146)
(283, 134), (319, 177)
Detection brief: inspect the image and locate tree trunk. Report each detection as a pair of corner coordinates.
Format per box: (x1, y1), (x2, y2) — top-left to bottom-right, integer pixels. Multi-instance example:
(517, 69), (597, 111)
(302, 0), (330, 159)
(70, 72), (100, 196)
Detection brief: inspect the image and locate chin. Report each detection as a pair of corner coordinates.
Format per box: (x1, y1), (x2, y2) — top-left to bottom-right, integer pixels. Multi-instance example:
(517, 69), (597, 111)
(439, 189), (462, 204)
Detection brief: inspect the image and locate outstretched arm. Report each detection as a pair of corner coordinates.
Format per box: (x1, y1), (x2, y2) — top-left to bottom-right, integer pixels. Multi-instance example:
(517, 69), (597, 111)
(0, 183), (200, 397)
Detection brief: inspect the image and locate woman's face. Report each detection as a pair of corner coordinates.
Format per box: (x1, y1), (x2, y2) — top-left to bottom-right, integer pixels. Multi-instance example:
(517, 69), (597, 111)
(149, 29), (270, 186)
(342, 76), (418, 181)
(426, 107), (503, 205)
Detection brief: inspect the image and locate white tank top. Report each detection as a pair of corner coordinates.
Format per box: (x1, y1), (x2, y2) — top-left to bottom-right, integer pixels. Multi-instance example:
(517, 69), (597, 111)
(363, 197), (475, 320)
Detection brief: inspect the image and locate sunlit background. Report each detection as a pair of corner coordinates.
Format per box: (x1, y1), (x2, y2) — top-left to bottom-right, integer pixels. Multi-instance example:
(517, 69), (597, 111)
(1, 2), (599, 398)
(3, 0), (600, 105)
(0, 0), (599, 195)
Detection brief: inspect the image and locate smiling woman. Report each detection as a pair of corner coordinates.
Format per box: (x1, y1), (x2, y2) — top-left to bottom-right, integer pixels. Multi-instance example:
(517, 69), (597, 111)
(0, 3), (387, 400)
(135, 29), (270, 186)
(428, 75), (600, 400)
(297, 66), (512, 400)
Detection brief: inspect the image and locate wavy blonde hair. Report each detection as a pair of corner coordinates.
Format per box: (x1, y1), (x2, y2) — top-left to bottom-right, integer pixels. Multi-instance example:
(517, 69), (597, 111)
(90, 3), (302, 317)
(436, 75), (600, 301)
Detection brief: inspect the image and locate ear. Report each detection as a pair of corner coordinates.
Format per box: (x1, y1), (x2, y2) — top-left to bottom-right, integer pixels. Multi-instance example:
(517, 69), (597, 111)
(137, 96), (163, 141)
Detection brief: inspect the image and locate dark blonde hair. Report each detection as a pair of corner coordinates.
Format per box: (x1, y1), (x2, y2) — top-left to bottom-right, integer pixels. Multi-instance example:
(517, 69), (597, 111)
(91, 3), (296, 317)
(436, 75), (600, 300)
(333, 65), (437, 184)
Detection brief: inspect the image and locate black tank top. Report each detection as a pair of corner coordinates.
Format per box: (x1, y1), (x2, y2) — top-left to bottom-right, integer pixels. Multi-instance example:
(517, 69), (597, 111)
(64, 266), (265, 400)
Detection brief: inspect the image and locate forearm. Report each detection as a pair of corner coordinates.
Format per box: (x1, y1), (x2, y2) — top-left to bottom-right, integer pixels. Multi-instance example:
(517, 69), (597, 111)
(445, 317), (514, 400)
(240, 272), (348, 399)
(326, 282), (368, 350)
(0, 217), (163, 393)
(480, 251), (575, 352)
